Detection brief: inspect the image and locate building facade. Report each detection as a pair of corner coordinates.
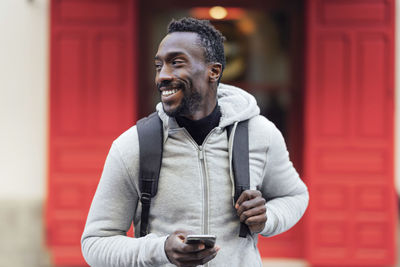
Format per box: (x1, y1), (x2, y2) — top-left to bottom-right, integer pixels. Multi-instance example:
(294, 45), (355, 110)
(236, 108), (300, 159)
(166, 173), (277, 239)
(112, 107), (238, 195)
(0, 0), (397, 266)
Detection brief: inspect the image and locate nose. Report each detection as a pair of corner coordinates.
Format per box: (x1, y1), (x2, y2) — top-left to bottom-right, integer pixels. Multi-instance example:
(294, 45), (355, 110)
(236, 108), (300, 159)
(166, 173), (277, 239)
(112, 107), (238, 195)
(156, 65), (173, 84)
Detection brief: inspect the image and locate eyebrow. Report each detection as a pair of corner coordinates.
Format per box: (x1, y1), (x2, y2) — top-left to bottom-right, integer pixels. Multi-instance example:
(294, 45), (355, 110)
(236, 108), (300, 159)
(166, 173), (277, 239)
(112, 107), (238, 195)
(154, 51), (187, 61)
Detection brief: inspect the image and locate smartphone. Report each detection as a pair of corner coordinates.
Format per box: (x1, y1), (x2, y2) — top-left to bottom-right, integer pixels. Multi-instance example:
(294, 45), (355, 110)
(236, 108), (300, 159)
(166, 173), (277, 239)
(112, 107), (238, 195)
(185, 234), (216, 248)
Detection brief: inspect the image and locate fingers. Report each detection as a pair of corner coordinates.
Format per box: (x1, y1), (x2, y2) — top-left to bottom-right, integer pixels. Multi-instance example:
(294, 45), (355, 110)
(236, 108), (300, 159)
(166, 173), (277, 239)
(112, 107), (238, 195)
(235, 190), (267, 234)
(235, 190), (261, 209)
(238, 202), (266, 223)
(180, 242), (206, 253)
(170, 230), (206, 253)
(236, 195), (265, 217)
(246, 213), (267, 226)
(171, 246), (219, 266)
(173, 235), (206, 253)
(177, 247), (219, 267)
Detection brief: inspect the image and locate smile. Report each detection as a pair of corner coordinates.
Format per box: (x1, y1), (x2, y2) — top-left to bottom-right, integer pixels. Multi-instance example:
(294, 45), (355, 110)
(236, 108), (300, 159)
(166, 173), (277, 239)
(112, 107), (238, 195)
(162, 88), (179, 97)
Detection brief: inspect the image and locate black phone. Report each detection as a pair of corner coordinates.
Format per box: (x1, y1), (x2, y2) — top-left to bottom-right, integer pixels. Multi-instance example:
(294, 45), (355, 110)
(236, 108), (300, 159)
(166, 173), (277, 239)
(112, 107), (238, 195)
(185, 234), (216, 248)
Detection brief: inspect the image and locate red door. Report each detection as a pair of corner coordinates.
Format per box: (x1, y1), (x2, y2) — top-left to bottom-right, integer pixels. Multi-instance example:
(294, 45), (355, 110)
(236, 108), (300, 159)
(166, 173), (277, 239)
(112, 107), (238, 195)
(304, 0), (396, 266)
(47, 0), (137, 265)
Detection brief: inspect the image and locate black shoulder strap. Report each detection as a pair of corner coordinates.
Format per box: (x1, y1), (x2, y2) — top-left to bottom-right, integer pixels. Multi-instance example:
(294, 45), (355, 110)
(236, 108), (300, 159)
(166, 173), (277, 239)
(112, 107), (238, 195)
(136, 112), (163, 237)
(227, 120), (250, 238)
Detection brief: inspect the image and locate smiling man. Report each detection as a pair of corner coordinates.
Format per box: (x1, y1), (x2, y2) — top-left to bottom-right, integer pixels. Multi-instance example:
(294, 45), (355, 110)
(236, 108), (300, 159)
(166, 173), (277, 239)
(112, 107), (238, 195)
(81, 18), (309, 267)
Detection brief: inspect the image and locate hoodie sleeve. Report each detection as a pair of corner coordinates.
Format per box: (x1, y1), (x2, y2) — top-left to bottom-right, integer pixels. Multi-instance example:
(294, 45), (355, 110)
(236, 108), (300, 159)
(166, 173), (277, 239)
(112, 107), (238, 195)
(81, 141), (170, 267)
(258, 122), (309, 237)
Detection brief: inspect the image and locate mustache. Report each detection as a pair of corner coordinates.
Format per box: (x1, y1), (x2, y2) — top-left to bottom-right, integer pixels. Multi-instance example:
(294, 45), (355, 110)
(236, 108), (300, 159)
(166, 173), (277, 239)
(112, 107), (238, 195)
(157, 80), (185, 91)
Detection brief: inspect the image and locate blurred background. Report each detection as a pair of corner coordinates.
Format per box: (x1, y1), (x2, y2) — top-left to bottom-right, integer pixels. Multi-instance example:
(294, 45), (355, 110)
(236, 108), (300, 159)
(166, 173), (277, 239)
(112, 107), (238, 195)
(0, 0), (398, 266)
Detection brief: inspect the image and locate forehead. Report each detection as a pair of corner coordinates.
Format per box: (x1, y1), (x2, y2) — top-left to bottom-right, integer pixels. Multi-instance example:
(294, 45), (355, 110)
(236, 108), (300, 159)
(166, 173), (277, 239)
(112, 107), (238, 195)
(156, 32), (205, 60)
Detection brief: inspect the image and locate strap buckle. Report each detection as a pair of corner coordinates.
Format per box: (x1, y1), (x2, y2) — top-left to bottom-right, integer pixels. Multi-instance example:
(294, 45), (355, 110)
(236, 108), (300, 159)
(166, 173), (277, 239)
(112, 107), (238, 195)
(140, 192), (152, 205)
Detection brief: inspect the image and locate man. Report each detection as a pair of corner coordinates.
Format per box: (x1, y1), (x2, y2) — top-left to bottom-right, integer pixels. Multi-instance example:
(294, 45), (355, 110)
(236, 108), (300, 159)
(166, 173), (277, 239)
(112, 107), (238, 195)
(81, 17), (308, 267)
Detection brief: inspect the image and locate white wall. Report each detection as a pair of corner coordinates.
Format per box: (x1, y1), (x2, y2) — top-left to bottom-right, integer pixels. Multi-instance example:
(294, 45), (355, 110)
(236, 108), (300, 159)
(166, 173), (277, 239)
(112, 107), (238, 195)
(0, 0), (49, 200)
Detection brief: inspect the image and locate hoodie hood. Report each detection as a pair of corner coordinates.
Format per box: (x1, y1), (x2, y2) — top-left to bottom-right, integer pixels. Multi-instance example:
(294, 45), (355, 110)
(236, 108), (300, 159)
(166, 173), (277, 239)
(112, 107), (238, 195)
(156, 83), (260, 129)
(216, 83), (260, 127)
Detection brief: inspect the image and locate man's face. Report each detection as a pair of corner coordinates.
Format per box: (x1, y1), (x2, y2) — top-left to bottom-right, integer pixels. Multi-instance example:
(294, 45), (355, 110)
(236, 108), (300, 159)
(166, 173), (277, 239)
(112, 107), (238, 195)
(154, 32), (215, 119)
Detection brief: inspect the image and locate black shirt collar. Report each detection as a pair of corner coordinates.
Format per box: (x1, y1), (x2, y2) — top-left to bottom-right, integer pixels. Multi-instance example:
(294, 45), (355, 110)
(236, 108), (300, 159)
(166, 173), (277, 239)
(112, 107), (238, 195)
(175, 104), (221, 146)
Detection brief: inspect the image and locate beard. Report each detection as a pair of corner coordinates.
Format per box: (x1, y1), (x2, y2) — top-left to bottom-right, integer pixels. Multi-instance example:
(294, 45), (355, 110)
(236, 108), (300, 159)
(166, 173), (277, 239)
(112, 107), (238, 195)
(165, 90), (202, 117)
(158, 80), (203, 117)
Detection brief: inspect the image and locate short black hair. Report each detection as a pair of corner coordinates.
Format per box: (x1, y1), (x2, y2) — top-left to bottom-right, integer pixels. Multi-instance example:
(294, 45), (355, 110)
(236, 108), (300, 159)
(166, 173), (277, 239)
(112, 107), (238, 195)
(167, 17), (226, 82)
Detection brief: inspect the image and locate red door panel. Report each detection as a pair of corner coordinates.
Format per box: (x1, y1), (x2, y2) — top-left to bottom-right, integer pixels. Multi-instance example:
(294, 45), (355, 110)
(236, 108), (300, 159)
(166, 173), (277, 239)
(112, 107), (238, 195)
(304, 0), (396, 266)
(47, 0), (137, 265)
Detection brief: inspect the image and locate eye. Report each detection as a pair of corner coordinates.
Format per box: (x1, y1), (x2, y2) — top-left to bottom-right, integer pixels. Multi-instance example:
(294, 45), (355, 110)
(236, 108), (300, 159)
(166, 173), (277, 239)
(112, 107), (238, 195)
(154, 62), (162, 71)
(172, 59), (185, 66)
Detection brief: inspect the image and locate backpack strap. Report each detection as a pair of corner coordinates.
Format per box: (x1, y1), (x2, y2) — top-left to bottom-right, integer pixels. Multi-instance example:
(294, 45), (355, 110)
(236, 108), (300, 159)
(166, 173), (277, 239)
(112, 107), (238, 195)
(136, 112), (163, 237)
(227, 120), (251, 238)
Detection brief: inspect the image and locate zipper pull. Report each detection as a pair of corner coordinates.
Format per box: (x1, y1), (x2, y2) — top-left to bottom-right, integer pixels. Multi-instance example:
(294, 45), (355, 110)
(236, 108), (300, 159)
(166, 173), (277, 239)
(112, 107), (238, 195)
(198, 146), (204, 160)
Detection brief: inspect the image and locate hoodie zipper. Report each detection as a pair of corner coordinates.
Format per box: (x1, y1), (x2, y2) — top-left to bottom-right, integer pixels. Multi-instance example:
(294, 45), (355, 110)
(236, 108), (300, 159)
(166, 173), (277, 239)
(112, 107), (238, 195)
(198, 145), (209, 236)
(181, 128), (218, 237)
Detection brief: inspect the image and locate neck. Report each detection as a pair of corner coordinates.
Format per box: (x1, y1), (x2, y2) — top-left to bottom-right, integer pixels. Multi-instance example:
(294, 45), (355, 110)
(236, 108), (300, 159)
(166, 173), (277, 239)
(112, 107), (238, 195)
(183, 99), (217, 121)
(175, 103), (221, 145)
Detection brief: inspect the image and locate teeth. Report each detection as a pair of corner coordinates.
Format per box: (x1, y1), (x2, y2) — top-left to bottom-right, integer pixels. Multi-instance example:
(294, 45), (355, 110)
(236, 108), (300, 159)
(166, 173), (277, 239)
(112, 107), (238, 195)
(162, 89), (179, 96)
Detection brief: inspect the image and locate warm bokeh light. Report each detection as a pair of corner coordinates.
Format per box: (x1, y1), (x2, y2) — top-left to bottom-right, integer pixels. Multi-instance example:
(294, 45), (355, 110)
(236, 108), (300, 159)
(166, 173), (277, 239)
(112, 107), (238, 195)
(209, 6), (227, 20)
(237, 17), (255, 34)
(190, 7), (244, 20)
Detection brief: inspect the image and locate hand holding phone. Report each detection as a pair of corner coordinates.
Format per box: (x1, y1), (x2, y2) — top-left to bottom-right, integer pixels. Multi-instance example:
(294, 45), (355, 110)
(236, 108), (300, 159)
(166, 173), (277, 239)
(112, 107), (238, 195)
(185, 234), (216, 248)
(165, 231), (219, 266)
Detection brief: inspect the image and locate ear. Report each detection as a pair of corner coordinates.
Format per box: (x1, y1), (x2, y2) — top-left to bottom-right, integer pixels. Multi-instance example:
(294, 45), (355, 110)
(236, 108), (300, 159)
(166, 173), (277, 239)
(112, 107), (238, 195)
(208, 63), (222, 83)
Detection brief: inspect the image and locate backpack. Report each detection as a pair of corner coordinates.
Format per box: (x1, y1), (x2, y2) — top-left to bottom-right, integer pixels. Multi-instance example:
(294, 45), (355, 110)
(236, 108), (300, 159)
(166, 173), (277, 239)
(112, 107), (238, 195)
(136, 112), (250, 238)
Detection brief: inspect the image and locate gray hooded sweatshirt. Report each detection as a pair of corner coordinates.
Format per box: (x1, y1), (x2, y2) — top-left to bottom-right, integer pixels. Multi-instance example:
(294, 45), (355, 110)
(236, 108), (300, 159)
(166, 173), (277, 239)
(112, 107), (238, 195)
(81, 83), (309, 267)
